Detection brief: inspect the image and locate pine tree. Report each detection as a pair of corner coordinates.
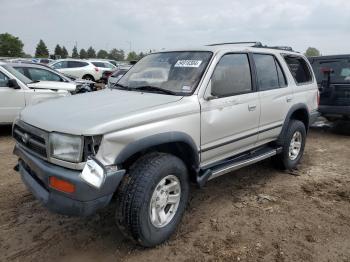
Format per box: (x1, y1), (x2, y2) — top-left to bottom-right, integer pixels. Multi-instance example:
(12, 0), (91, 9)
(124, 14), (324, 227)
(54, 44), (62, 57)
(72, 46), (79, 58)
(61, 46), (68, 58)
(35, 39), (49, 58)
(79, 48), (87, 59)
(87, 46), (96, 58)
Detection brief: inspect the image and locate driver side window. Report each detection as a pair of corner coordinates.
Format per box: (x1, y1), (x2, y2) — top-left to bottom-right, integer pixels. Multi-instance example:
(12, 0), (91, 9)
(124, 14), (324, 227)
(28, 68), (62, 82)
(211, 54), (252, 97)
(0, 71), (10, 87)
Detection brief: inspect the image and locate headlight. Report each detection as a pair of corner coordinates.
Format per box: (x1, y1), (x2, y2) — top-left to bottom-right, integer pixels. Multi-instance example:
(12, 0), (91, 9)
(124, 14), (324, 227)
(50, 133), (83, 162)
(80, 157), (106, 188)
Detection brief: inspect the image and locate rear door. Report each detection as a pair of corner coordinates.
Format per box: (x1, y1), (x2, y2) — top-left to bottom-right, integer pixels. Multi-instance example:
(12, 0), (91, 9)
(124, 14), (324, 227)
(200, 53), (260, 166)
(252, 53), (293, 145)
(0, 70), (25, 124)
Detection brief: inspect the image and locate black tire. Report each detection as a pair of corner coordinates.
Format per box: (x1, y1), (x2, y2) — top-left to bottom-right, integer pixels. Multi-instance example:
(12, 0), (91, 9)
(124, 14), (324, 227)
(115, 152), (189, 247)
(274, 120), (306, 170)
(82, 74), (95, 81)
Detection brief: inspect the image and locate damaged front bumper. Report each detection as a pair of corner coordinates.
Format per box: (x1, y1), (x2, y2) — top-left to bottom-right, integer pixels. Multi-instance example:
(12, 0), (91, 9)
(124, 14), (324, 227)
(14, 144), (125, 216)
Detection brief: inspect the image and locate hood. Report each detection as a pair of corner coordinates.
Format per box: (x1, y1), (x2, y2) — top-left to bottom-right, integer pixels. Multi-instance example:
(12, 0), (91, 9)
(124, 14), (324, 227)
(27, 81), (76, 92)
(20, 89), (183, 135)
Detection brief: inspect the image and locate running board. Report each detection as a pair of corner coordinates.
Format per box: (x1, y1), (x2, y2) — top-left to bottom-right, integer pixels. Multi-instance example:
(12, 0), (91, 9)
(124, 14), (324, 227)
(196, 146), (282, 187)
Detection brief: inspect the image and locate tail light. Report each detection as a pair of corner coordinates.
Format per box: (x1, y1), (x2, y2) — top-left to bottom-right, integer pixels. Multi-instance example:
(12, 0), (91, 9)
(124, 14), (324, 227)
(94, 67), (99, 72)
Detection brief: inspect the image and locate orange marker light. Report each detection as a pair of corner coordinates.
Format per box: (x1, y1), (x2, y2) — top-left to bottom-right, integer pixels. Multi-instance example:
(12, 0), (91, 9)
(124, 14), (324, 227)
(49, 177), (75, 193)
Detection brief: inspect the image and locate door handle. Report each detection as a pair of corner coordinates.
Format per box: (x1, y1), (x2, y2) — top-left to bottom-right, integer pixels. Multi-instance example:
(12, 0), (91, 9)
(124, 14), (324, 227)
(248, 104), (257, 111)
(286, 96), (293, 102)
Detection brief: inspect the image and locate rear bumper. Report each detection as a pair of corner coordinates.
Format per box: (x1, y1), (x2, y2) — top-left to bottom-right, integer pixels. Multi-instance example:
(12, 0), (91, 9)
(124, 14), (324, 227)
(319, 105), (350, 118)
(14, 144), (125, 216)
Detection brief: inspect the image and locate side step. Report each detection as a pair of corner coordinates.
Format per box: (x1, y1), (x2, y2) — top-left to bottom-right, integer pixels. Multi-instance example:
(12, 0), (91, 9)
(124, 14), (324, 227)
(197, 146), (282, 187)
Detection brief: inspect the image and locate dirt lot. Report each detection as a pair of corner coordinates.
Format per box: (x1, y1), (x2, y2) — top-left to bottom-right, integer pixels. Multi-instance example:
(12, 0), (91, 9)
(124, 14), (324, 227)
(0, 124), (349, 262)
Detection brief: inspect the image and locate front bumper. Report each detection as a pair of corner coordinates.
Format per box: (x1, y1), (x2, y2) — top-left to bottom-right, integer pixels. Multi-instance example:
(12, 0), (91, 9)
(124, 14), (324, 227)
(319, 105), (350, 118)
(14, 144), (125, 216)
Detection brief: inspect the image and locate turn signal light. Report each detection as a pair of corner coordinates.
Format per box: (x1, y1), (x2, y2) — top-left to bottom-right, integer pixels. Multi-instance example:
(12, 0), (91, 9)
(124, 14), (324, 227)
(49, 176), (75, 193)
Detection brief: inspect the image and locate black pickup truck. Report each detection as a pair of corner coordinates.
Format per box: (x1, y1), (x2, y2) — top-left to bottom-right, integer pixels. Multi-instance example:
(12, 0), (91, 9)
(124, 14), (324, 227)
(309, 55), (350, 121)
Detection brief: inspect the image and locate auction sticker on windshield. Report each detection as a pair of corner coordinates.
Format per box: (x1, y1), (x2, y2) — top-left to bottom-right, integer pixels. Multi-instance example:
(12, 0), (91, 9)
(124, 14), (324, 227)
(175, 60), (202, 68)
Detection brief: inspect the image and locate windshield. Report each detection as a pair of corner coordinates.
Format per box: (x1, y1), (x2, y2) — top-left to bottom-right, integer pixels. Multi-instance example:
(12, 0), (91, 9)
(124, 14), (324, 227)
(2, 65), (32, 85)
(312, 59), (350, 84)
(116, 51), (212, 95)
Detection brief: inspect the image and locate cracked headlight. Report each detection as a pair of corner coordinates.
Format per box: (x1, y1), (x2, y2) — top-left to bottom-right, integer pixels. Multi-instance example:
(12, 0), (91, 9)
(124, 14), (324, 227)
(50, 133), (83, 163)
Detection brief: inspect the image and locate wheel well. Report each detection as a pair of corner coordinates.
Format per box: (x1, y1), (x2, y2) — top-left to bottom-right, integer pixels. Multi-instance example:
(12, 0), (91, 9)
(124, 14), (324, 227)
(82, 74), (95, 81)
(121, 142), (199, 183)
(290, 108), (309, 131)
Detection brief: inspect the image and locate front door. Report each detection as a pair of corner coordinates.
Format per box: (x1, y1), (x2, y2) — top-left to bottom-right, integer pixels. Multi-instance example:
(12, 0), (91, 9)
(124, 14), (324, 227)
(0, 71), (25, 124)
(200, 53), (260, 166)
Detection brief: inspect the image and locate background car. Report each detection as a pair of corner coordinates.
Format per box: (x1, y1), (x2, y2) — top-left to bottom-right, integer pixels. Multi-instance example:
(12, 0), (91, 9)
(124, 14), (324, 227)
(49, 59), (102, 81)
(107, 65), (132, 87)
(0, 62), (70, 124)
(309, 54), (350, 121)
(9, 62), (95, 93)
(88, 60), (116, 83)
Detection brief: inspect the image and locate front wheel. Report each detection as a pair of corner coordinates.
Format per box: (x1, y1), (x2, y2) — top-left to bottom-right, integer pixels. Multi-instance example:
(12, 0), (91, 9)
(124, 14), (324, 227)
(115, 152), (189, 247)
(274, 120), (306, 170)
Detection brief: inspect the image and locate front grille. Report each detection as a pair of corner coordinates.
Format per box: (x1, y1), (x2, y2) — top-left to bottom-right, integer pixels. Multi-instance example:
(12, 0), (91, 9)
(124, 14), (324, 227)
(13, 123), (48, 159)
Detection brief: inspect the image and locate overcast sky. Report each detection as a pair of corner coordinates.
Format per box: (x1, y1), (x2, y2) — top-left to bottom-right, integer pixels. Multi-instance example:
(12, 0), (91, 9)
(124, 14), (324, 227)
(0, 0), (349, 56)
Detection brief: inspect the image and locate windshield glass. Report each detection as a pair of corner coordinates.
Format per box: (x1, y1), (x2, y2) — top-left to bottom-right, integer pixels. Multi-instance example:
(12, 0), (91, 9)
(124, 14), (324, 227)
(2, 65), (32, 85)
(116, 51), (212, 95)
(312, 59), (350, 83)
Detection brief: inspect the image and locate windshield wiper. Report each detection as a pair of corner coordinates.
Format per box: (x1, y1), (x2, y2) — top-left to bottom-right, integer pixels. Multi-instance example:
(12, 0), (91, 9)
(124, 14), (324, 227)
(112, 83), (132, 90)
(133, 85), (177, 95)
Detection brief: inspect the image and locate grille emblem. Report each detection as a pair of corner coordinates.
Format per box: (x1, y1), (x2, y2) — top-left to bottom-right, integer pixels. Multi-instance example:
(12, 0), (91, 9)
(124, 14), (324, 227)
(21, 133), (30, 144)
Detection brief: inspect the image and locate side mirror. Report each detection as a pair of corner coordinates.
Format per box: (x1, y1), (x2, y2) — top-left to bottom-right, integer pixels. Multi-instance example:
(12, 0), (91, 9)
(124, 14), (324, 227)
(8, 79), (21, 89)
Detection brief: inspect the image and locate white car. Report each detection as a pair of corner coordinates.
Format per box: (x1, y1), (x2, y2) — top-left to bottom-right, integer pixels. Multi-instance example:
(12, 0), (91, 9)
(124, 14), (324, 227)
(88, 60), (116, 73)
(49, 59), (102, 81)
(0, 62), (72, 124)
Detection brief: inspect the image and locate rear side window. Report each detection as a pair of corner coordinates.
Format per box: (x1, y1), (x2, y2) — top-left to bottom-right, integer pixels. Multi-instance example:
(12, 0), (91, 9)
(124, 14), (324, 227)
(68, 61), (88, 68)
(211, 53), (252, 97)
(91, 62), (105, 68)
(284, 55), (312, 84)
(253, 54), (279, 91)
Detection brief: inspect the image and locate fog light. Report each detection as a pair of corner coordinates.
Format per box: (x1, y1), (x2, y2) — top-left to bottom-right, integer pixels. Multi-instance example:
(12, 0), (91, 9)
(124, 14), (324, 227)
(80, 157), (106, 189)
(49, 177), (75, 193)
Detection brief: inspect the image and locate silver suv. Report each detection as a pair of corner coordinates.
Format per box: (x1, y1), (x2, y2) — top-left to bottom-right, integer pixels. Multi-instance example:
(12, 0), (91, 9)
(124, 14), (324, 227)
(13, 42), (319, 247)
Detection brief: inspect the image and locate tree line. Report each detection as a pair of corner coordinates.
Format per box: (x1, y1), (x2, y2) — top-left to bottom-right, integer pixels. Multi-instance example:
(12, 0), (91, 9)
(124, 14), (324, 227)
(0, 33), (145, 61)
(1, 32), (322, 60)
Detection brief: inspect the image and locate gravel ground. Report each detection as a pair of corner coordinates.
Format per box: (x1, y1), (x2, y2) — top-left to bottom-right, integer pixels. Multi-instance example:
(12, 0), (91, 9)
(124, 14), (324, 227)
(0, 123), (349, 262)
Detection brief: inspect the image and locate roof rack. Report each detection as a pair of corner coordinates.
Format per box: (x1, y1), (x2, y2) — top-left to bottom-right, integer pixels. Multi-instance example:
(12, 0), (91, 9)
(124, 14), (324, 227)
(207, 42), (295, 52)
(207, 41), (262, 47)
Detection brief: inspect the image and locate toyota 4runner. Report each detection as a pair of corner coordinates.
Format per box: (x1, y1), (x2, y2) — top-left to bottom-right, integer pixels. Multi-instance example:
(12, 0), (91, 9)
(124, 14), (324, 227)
(13, 42), (319, 247)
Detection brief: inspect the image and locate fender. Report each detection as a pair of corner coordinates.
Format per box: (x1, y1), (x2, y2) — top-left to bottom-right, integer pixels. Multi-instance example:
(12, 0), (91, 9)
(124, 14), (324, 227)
(277, 103), (310, 144)
(114, 131), (200, 167)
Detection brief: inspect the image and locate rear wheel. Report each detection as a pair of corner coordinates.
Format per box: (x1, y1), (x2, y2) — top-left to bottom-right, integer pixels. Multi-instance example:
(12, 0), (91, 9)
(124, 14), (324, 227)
(274, 120), (306, 170)
(82, 74), (95, 81)
(115, 152), (189, 247)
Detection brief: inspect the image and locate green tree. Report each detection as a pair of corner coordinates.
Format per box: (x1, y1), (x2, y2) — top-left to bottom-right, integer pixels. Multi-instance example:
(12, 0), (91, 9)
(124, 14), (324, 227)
(0, 33), (24, 57)
(72, 46), (79, 58)
(126, 51), (138, 61)
(138, 52), (146, 59)
(79, 48), (87, 59)
(54, 44), (62, 57)
(305, 47), (321, 57)
(108, 48), (124, 61)
(87, 46), (96, 58)
(61, 46), (68, 58)
(35, 39), (49, 58)
(97, 49), (108, 59)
